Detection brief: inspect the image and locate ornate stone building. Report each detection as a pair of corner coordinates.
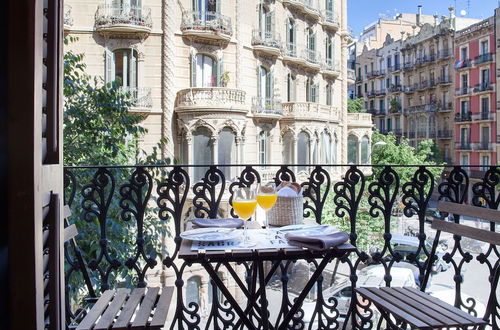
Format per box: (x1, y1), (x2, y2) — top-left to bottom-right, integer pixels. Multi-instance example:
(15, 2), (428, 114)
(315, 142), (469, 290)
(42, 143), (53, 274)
(64, 0), (372, 184)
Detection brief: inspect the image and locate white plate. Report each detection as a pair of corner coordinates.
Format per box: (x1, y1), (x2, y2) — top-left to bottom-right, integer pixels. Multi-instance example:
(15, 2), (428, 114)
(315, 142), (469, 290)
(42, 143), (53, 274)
(278, 224), (338, 237)
(181, 228), (241, 242)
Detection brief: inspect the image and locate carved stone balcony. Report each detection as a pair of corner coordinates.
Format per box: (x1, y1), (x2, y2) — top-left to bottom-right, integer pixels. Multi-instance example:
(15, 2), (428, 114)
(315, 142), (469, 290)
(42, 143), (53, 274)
(282, 0), (306, 12)
(251, 97), (283, 120)
(251, 30), (282, 57)
(321, 58), (340, 78)
(175, 88), (247, 114)
(180, 11), (232, 43)
(301, 49), (321, 71)
(322, 10), (339, 32)
(94, 4), (152, 38)
(282, 102), (339, 121)
(120, 87), (153, 113)
(303, 0), (320, 20)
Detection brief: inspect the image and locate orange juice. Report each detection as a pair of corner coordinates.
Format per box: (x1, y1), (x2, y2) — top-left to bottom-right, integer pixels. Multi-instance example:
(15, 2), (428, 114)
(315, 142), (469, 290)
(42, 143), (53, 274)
(233, 200), (257, 220)
(257, 194), (278, 211)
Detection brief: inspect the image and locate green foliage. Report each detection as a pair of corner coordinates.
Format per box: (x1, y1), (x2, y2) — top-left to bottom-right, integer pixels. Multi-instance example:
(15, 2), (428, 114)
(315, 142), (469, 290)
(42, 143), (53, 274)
(63, 37), (146, 166)
(389, 97), (401, 113)
(347, 97), (365, 113)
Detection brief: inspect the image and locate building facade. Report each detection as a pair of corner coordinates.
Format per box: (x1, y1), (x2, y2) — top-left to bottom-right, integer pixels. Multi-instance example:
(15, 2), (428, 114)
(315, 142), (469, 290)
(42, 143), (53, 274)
(454, 16), (497, 169)
(354, 8), (480, 164)
(64, 0), (371, 185)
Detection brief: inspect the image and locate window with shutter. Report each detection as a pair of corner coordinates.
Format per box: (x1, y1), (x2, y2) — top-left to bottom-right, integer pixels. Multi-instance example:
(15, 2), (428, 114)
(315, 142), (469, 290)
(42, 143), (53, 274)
(105, 49), (114, 83)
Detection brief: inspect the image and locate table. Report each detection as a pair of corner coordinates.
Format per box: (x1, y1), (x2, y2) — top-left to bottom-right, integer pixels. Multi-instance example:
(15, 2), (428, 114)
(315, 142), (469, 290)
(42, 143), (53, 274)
(178, 223), (355, 330)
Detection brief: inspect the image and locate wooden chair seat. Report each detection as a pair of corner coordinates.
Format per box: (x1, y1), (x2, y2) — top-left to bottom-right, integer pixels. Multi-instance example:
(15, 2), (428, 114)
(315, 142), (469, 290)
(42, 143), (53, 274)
(76, 286), (174, 330)
(357, 287), (487, 329)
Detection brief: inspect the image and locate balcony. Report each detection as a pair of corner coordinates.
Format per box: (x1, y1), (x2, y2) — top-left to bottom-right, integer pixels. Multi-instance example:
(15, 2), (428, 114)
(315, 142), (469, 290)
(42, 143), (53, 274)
(64, 5), (73, 30)
(301, 49), (321, 70)
(251, 30), (282, 57)
(322, 9), (340, 32)
(321, 58), (340, 78)
(94, 4), (152, 38)
(474, 53), (494, 66)
(388, 84), (403, 93)
(251, 97), (283, 119)
(347, 68), (356, 84)
(408, 131), (415, 138)
(455, 112), (472, 122)
(368, 108), (386, 116)
(388, 63), (401, 73)
(367, 90), (376, 98)
(282, 0), (306, 12)
(62, 164), (499, 329)
(403, 61), (414, 70)
(403, 84), (416, 93)
(437, 130), (453, 139)
(393, 128), (402, 136)
(472, 142), (494, 151)
(282, 43), (304, 66)
(455, 59), (471, 70)
(282, 102), (339, 121)
(437, 101), (453, 112)
(180, 11), (232, 43)
(456, 142), (472, 150)
(438, 49), (452, 60)
(417, 80), (429, 91)
(472, 112), (495, 121)
(437, 75), (452, 86)
(376, 69), (386, 77)
(375, 89), (386, 97)
(473, 82), (494, 94)
(175, 87), (247, 114)
(119, 87), (153, 112)
(303, 0), (321, 20)
(456, 86), (471, 96)
(406, 103), (437, 114)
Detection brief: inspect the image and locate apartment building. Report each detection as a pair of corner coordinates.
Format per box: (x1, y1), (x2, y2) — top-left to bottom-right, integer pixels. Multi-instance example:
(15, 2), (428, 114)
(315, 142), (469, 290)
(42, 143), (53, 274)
(355, 8), (479, 163)
(64, 0), (371, 182)
(454, 16), (497, 170)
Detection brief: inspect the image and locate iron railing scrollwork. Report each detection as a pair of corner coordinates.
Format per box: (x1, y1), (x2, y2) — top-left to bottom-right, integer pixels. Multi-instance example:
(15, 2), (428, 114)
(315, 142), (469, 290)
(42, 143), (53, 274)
(62, 164), (500, 329)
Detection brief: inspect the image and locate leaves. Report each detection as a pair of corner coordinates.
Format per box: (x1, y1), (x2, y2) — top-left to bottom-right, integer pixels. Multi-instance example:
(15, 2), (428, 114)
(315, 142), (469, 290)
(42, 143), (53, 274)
(347, 97), (366, 113)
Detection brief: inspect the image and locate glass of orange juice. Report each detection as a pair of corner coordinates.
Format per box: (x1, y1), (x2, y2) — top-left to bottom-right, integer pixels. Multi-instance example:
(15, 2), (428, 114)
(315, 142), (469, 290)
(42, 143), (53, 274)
(232, 187), (257, 247)
(257, 182), (278, 237)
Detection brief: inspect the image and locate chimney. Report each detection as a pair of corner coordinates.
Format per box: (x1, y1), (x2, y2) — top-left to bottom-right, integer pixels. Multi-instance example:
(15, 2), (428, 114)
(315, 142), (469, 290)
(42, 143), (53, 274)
(417, 5), (422, 26)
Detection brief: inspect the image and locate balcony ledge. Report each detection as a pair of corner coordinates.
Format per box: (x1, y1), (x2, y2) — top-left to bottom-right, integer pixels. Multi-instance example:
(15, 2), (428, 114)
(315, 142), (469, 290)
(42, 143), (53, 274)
(175, 87), (248, 114)
(95, 23), (152, 38)
(181, 29), (232, 43)
(252, 44), (281, 57)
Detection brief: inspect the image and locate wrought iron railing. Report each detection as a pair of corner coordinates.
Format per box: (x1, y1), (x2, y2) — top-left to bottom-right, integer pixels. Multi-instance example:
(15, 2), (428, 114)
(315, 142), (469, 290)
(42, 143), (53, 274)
(323, 58), (340, 73)
(252, 97), (283, 115)
(64, 5), (73, 27)
(180, 11), (232, 36)
(64, 164), (500, 329)
(302, 49), (320, 65)
(475, 53), (493, 65)
(119, 87), (153, 109)
(95, 4), (152, 29)
(323, 9), (339, 28)
(251, 29), (281, 49)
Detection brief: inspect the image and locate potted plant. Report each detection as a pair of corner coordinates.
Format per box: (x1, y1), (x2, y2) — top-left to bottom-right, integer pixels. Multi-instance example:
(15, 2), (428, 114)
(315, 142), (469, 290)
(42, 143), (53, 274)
(221, 71), (230, 87)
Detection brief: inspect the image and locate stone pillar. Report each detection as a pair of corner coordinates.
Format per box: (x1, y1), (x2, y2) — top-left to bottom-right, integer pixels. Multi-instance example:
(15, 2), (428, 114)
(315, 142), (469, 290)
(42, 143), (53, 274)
(161, 0), (176, 159)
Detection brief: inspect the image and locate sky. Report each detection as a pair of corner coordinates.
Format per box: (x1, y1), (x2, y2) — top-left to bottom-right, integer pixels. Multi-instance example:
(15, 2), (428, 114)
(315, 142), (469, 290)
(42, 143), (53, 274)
(348, 0), (498, 37)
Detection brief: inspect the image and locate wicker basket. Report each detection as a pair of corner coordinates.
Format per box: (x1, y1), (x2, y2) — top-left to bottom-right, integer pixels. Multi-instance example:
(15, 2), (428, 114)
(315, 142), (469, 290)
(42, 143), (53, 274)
(267, 196), (303, 227)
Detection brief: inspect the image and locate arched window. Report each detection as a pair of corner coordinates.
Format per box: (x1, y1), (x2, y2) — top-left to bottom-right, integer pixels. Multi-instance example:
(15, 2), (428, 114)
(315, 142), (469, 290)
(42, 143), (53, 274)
(106, 49), (139, 88)
(259, 131), (269, 165)
(193, 127), (213, 181)
(282, 131), (294, 164)
(186, 276), (201, 306)
(258, 66), (273, 107)
(306, 78), (318, 103)
(258, 3), (274, 38)
(287, 73), (296, 102)
(218, 128), (235, 181)
(297, 132), (310, 171)
(286, 18), (296, 55)
(320, 131), (331, 164)
(193, 54), (217, 87)
(360, 136), (369, 164)
(347, 135), (358, 164)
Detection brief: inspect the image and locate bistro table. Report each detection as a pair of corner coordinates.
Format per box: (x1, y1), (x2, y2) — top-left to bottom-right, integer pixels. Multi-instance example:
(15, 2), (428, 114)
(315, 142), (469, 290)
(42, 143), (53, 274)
(178, 222), (356, 330)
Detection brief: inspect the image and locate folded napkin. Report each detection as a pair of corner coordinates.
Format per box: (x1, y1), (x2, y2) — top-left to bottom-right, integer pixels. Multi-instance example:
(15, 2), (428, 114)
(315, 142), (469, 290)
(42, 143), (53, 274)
(192, 218), (243, 228)
(285, 231), (349, 251)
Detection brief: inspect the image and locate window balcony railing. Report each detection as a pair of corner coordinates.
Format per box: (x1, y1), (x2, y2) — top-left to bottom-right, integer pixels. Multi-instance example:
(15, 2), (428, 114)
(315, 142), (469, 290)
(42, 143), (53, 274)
(455, 59), (471, 70)
(417, 80), (429, 90)
(251, 29), (281, 55)
(180, 11), (233, 41)
(367, 90), (376, 98)
(437, 129), (453, 139)
(393, 128), (402, 135)
(472, 112), (495, 121)
(403, 84), (416, 93)
(119, 87), (153, 109)
(472, 142), (494, 151)
(388, 84), (403, 93)
(284, 42), (298, 58)
(95, 4), (152, 36)
(388, 63), (401, 72)
(301, 49), (321, 67)
(437, 75), (452, 85)
(322, 9), (340, 30)
(456, 142), (472, 150)
(63, 164), (500, 329)
(347, 68), (356, 81)
(474, 53), (494, 65)
(437, 101), (453, 112)
(473, 82), (494, 93)
(376, 69), (386, 76)
(322, 58), (340, 77)
(455, 112), (472, 122)
(375, 89), (386, 96)
(408, 131), (415, 138)
(303, 0), (320, 19)
(175, 87), (246, 111)
(403, 61), (414, 70)
(438, 49), (451, 59)
(456, 86), (470, 96)
(251, 97), (283, 118)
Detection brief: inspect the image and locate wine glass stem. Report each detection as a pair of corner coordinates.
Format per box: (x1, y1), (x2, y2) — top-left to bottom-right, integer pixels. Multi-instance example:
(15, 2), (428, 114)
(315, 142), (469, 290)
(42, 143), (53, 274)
(264, 211), (271, 237)
(243, 220), (248, 244)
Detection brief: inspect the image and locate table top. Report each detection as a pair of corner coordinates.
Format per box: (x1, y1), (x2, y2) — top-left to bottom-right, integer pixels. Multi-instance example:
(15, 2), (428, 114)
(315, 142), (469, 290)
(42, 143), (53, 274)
(178, 221), (356, 262)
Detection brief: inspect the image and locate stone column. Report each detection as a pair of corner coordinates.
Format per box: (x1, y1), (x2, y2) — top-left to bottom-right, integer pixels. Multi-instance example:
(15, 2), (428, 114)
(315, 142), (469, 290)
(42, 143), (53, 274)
(161, 0), (176, 159)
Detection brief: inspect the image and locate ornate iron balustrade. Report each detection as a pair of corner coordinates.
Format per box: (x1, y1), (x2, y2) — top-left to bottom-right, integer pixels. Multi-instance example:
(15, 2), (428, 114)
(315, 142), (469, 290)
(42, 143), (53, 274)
(251, 97), (283, 116)
(119, 87), (153, 109)
(180, 11), (233, 36)
(474, 53), (494, 65)
(322, 9), (339, 29)
(95, 4), (152, 29)
(63, 164), (500, 329)
(251, 29), (282, 49)
(64, 5), (73, 27)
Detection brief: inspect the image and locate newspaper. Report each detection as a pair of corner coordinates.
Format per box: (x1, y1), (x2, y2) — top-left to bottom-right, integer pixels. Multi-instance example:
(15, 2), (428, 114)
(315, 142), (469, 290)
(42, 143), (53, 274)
(191, 229), (293, 250)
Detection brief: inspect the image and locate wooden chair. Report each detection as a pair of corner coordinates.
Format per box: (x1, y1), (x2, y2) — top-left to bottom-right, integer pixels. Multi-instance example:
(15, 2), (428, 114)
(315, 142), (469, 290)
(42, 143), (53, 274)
(356, 201), (500, 329)
(63, 207), (174, 330)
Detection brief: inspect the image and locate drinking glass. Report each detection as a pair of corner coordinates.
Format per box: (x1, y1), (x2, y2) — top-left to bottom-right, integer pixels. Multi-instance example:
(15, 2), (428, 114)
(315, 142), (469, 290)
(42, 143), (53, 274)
(257, 182), (278, 237)
(232, 187), (257, 247)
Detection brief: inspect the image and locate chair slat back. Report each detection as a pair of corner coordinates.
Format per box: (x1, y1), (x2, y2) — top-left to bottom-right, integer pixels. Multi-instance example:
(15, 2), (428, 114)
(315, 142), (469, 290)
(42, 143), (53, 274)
(437, 201), (500, 224)
(432, 220), (500, 246)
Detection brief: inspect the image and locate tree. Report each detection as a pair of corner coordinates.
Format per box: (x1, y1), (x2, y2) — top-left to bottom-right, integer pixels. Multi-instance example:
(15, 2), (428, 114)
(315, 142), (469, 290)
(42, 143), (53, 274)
(63, 37), (147, 166)
(348, 97), (365, 113)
